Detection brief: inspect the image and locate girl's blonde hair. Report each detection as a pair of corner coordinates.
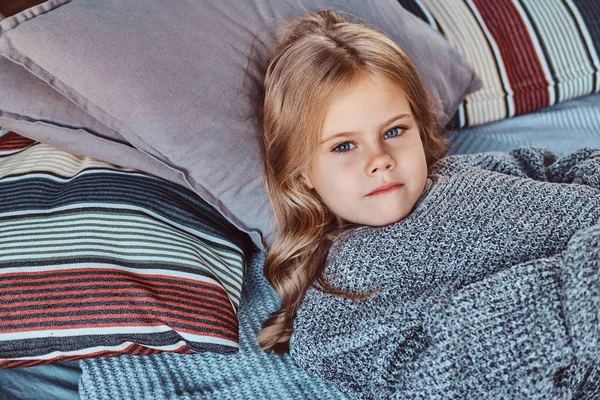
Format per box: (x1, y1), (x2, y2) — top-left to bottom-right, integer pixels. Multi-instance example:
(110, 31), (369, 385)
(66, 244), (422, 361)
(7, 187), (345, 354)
(257, 9), (450, 354)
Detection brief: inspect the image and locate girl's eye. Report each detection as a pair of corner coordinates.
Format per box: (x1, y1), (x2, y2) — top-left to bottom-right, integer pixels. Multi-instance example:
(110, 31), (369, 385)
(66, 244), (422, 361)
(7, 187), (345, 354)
(384, 126), (405, 139)
(333, 142), (356, 153)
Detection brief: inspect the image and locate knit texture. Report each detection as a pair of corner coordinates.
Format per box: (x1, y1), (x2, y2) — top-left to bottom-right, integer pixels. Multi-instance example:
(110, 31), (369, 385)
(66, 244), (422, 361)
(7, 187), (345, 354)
(290, 147), (600, 399)
(79, 252), (349, 400)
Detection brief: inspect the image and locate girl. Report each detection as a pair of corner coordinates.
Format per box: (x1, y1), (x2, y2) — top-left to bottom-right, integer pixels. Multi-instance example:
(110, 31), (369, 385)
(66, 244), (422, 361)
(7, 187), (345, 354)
(258, 9), (600, 400)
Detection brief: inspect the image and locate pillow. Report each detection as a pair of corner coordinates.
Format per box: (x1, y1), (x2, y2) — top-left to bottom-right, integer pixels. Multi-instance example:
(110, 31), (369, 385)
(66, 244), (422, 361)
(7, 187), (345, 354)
(399, 0), (600, 128)
(0, 56), (192, 193)
(0, 0), (480, 250)
(0, 133), (252, 368)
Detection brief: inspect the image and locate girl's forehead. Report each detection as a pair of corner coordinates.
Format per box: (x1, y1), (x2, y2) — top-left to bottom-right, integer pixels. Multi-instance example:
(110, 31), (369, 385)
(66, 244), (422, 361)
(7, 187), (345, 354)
(320, 75), (411, 138)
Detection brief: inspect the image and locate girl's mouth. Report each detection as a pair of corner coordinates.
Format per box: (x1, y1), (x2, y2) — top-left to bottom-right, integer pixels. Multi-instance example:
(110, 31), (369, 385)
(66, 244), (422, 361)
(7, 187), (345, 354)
(367, 182), (403, 196)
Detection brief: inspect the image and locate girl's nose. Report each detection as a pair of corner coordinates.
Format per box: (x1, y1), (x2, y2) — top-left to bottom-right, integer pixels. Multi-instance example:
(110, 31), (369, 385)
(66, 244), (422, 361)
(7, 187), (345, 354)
(366, 150), (396, 176)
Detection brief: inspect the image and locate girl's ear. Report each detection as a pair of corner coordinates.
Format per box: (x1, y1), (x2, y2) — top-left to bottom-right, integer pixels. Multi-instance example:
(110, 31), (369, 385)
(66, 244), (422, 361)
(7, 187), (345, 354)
(302, 172), (314, 189)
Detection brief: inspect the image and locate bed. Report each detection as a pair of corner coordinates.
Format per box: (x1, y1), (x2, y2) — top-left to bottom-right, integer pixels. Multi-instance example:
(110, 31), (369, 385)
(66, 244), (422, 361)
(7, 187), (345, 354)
(1, 1), (599, 399)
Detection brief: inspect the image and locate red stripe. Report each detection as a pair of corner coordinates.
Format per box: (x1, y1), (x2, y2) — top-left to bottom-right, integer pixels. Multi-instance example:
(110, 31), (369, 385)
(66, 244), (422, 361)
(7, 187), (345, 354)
(139, 347), (154, 356)
(0, 300), (237, 330)
(3, 297), (235, 331)
(2, 275), (231, 305)
(0, 286), (234, 320)
(472, 0), (550, 115)
(1, 284), (232, 314)
(2, 267), (233, 295)
(1, 286), (234, 323)
(0, 132), (36, 152)
(2, 293), (236, 326)
(1, 304), (238, 334)
(0, 303), (238, 334)
(1, 268), (233, 302)
(1, 274), (232, 303)
(1, 285), (233, 314)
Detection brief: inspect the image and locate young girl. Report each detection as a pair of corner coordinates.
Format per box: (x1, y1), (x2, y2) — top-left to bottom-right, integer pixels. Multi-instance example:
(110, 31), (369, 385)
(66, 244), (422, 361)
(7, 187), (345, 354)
(257, 9), (600, 399)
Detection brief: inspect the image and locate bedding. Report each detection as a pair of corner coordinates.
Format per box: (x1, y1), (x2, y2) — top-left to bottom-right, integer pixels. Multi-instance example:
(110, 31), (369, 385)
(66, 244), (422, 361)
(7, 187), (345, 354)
(400, 0), (600, 128)
(0, 131), (252, 369)
(0, 0), (480, 251)
(75, 92), (600, 399)
(1, 88), (599, 400)
(1, 1), (600, 398)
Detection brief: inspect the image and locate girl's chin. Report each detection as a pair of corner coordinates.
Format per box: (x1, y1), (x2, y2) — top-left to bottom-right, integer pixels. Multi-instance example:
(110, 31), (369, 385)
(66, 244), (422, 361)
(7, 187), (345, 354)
(361, 211), (407, 227)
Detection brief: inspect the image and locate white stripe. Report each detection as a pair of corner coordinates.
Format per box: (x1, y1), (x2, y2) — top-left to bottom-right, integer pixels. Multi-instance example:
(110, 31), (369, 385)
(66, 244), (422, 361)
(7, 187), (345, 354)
(458, 102), (466, 128)
(520, 0), (592, 106)
(0, 202), (243, 254)
(0, 327), (238, 348)
(522, 0), (594, 101)
(0, 227), (244, 303)
(0, 169), (146, 184)
(0, 229), (241, 270)
(0, 147), (131, 178)
(0, 237), (240, 276)
(21, 342), (191, 360)
(0, 213), (243, 280)
(0, 326), (173, 342)
(178, 330), (239, 347)
(422, 0), (506, 124)
(3, 337), (237, 361)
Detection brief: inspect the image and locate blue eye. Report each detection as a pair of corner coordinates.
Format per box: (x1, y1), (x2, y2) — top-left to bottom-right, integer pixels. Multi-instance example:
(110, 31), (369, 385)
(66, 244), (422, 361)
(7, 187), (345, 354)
(334, 142), (356, 153)
(384, 127), (405, 139)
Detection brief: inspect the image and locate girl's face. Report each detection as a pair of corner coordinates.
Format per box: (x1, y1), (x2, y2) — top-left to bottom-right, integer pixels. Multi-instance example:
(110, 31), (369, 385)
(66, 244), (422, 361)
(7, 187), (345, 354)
(302, 75), (428, 226)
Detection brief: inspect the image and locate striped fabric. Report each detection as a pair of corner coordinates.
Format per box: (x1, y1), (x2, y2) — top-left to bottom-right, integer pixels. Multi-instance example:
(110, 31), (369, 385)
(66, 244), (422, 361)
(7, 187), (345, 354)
(399, 0), (600, 128)
(0, 133), (252, 368)
(0, 131), (35, 155)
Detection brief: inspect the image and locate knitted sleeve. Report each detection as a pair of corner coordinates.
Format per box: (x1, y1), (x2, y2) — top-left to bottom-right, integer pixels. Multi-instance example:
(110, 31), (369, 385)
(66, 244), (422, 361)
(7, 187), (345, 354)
(396, 223), (600, 399)
(432, 147), (600, 189)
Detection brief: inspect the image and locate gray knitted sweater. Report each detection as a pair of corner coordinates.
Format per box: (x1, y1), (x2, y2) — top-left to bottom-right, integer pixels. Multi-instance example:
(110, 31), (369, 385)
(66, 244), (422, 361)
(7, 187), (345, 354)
(289, 147), (600, 400)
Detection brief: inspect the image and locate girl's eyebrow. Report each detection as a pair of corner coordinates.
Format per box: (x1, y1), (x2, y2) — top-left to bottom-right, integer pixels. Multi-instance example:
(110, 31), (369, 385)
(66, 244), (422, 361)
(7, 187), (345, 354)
(320, 113), (412, 144)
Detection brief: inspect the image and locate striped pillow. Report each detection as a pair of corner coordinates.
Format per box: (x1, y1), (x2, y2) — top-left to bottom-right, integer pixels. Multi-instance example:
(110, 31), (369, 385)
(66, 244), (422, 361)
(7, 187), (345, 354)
(400, 0), (600, 128)
(0, 133), (252, 368)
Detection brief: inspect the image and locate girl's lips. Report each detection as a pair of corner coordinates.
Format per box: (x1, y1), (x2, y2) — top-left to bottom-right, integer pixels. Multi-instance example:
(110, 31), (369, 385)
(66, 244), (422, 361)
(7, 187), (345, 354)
(367, 183), (403, 196)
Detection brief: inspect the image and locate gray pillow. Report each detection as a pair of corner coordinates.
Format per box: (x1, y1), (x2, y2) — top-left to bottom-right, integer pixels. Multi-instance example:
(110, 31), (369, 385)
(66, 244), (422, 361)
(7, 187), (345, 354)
(0, 0), (480, 250)
(0, 56), (187, 185)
